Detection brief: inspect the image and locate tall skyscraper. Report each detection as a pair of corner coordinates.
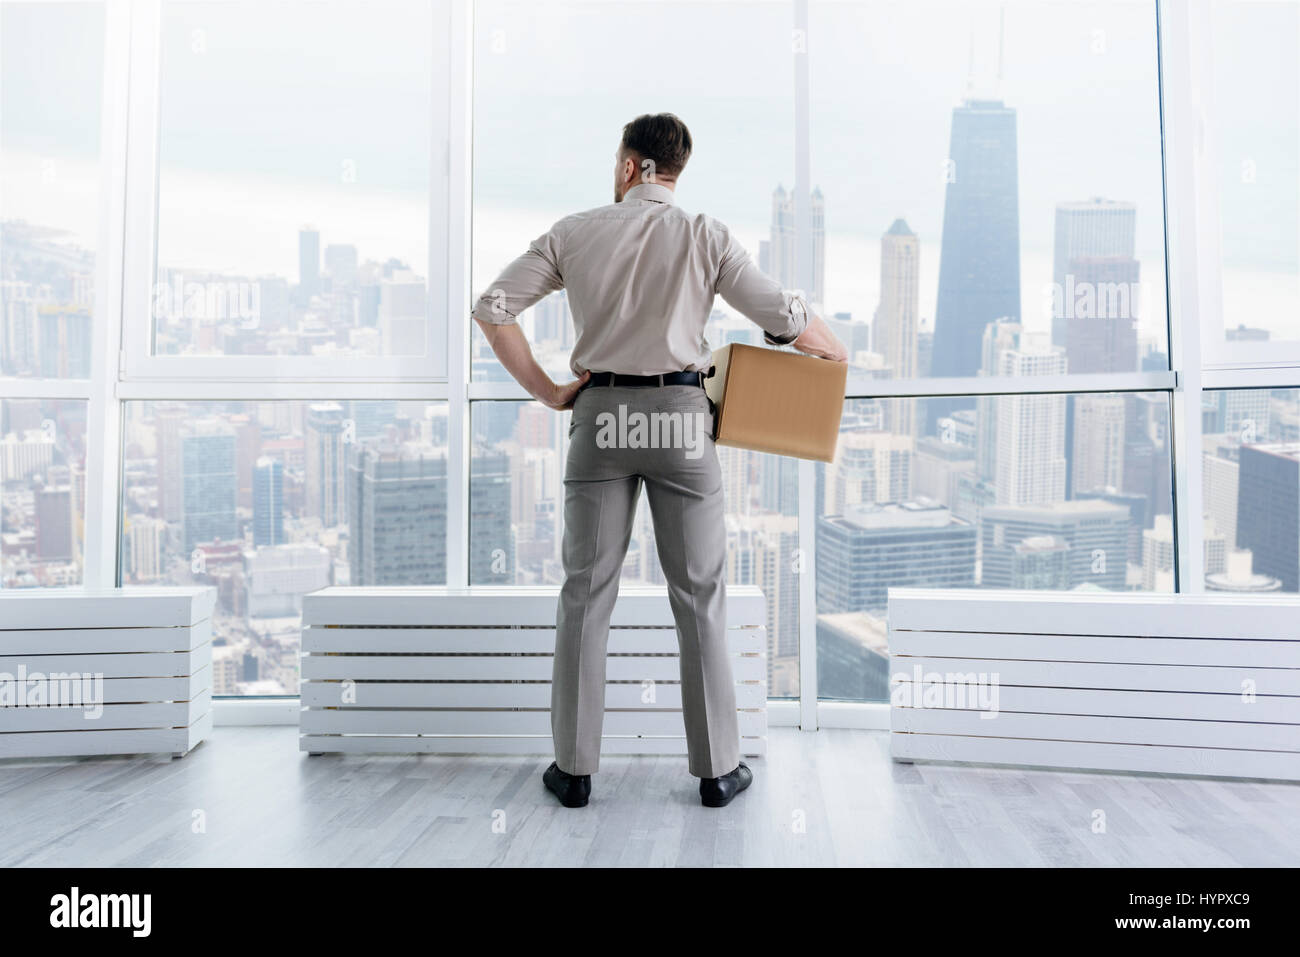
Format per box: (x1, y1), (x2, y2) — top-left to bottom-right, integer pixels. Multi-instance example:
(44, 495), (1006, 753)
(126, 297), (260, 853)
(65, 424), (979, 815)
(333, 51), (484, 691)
(127, 515), (166, 581)
(994, 345), (1068, 506)
(928, 98), (1021, 430)
(469, 451), (515, 583)
(252, 457), (285, 547)
(1051, 198), (1138, 364)
(305, 403), (347, 528)
(1202, 436), (1240, 548)
(975, 321), (1068, 505)
(981, 499), (1130, 590)
(1205, 389), (1271, 442)
(825, 430), (914, 513)
(1071, 393), (1127, 495)
(1, 281), (39, 376)
(810, 186), (825, 308)
(154, 403), (187, 524)
(34, 482), (74, 562)
(874, 219), (920, 435)
(1061, 212), (1141, 502)
(323, 243), (359, 288)
(378, 271), (426, 355)
(181, 419), (238, 553)
(726, 514), (799, 695)
(38, 309), (92, 378)
(298, 226), (321, 300)
(532, 290), (573, 349)
(766, 184), (825, 307)
(348, 446), (448, 586)
(816, 501), (977, 613)
(1236, 443), (1300, 590)
(1052, 201), (1139, 491)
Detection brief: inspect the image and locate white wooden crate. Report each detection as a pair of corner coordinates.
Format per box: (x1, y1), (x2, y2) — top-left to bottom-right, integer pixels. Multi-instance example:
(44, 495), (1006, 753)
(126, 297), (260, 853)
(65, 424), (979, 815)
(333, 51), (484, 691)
(0, 587), (215, 759)
(887, 589), (1300, 781)
(300, 585), (767, 757)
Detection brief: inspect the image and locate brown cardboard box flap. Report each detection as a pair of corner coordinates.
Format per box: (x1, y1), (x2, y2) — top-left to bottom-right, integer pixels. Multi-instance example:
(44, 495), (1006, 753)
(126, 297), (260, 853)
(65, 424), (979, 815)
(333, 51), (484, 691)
(705, 343), (847, 462)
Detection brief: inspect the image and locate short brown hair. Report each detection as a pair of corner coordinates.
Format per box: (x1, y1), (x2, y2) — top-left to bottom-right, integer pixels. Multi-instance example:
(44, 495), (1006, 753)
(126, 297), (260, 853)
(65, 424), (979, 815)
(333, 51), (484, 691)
(620, 113), (692, 179)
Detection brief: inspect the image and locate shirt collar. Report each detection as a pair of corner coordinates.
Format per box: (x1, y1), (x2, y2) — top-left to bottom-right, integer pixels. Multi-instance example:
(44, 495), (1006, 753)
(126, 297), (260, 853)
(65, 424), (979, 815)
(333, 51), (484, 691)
(623, 182), (676, 205)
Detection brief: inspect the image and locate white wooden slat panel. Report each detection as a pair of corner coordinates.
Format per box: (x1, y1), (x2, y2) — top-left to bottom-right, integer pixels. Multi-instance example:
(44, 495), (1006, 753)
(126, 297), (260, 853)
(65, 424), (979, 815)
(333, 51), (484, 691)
(0, 692), (211, 732)
(0, 620), (212, 655)
(301, 734), (767, 757)
(0, 709), (211, 759)
(892, 708), (1300, 752)
(887, 590), (1300, 782)
(930, 685), (1298, 723)
(890, 631), (1300, 668)
(300, 681), (766, 710)
(0, 587), (216, 629)
(301, 709), (766, 737)
(891, 656), (1300, 696)
(301, 585), (767, 629)
(890, 733), (1300, 782)
(300, 587), (767, 757)
(0, 643), (213, 680)
(301, 652), (766, 683)
(888, 589), (1300, 641)
(96, 669), (211, 704)
(302, 626), (765, 655)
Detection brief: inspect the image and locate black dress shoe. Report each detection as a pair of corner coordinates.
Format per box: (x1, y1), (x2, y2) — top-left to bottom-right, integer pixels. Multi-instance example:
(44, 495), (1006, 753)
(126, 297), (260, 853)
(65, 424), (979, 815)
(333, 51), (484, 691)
(543, 761), (591, 808)
(699, 762), (752, 807)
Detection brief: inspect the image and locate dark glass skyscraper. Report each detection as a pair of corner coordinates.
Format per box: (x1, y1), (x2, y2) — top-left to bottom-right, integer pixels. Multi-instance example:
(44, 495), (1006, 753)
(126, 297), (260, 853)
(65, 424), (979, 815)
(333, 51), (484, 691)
(928, 98), (1021, 431)
(1237, 444), (1300, 591)
(252, 457), (285, 547)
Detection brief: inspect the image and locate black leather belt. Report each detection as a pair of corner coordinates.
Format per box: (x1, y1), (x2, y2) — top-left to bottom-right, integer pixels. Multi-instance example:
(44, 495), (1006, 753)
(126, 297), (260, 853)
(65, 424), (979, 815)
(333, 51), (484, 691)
(581, 370), (708, 390)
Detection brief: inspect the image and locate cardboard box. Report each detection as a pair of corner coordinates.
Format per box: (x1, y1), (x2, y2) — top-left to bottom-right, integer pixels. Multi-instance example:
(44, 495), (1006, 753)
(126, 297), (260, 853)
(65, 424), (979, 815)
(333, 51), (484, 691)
(704, 343), (847, 462)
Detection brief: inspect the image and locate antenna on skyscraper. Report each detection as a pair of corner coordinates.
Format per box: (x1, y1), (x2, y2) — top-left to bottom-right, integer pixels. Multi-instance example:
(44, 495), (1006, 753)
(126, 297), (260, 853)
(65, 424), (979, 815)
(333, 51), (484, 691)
(996, 4), (1005, 97)
(964, 28), (975, 98)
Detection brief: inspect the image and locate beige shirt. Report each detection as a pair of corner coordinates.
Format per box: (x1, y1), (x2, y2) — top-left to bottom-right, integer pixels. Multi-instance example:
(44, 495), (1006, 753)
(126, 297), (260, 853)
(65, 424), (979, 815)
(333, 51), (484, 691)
(471, 182), (810, 376)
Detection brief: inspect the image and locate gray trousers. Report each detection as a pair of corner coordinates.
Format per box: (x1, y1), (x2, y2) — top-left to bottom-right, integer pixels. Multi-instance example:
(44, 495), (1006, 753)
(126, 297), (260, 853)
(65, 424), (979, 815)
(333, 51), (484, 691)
(552, 383), (741, 779)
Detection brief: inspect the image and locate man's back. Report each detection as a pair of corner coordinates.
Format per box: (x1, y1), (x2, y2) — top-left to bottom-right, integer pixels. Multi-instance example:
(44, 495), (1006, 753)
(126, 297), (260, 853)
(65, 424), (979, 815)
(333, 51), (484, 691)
(472, 181), (809, 376)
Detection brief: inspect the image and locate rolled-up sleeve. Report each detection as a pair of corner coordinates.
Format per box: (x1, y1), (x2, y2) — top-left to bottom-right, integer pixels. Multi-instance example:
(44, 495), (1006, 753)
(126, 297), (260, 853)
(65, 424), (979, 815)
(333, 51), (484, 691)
(714, 225), (810, 345)
(470, 225), (565, 326)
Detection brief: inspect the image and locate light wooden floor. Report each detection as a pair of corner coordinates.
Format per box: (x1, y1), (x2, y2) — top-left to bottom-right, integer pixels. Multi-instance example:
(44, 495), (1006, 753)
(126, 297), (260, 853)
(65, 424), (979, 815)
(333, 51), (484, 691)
(0, 726), (1296, 867)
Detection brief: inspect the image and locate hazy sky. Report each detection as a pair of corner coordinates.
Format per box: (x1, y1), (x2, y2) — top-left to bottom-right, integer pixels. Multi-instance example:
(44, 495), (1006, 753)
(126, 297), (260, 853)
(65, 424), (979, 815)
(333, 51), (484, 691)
(3, 0), (1296, 347)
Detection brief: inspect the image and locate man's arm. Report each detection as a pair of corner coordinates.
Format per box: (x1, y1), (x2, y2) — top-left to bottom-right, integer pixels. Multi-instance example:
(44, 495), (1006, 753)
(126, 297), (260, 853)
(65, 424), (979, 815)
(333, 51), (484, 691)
(474, 319), (589, 411)
(470, 225), (589, 410)
(715, 226), (848, 363)
(788, 313), (850, 362)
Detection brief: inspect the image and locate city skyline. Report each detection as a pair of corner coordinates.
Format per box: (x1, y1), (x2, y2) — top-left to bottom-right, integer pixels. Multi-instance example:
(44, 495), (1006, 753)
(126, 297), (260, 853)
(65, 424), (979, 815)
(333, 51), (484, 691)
(4, 0), (1297, 704)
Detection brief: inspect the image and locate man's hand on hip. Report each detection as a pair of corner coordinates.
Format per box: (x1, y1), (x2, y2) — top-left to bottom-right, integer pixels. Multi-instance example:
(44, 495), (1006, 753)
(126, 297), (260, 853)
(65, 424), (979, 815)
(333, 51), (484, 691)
(474, 317), (591, 412)
(542, 372), (592, 411)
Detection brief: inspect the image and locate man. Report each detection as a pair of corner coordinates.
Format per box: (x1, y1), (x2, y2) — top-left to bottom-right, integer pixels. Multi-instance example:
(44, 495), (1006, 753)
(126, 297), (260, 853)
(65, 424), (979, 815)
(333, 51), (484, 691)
(472, 113), (847, 809)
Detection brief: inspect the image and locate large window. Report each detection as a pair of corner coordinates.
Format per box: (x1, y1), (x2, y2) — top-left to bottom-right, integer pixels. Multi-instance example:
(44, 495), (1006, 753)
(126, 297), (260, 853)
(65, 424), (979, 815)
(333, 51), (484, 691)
(471, 0), (795, 385)
(3, 0), (1294, 712)
(816, 392), (1175, 701)
(808, 0), (1169, 396)
(469, 400), (802, 697)
(1, 399), (88, 587)
(1, 1), (104, 379)
(1201, 388), (1300, 593)
(122, 0), (450, 379)
(1205, 0), (1299, 361)
(120, 399), (448, 695)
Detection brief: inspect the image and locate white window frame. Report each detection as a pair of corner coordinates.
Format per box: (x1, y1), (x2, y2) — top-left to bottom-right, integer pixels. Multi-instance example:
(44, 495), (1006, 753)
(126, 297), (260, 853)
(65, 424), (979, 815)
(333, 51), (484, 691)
(116, 0), (455, 383)
(1190, 0), (1300, 372)
(11, 0), (1300, 727)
